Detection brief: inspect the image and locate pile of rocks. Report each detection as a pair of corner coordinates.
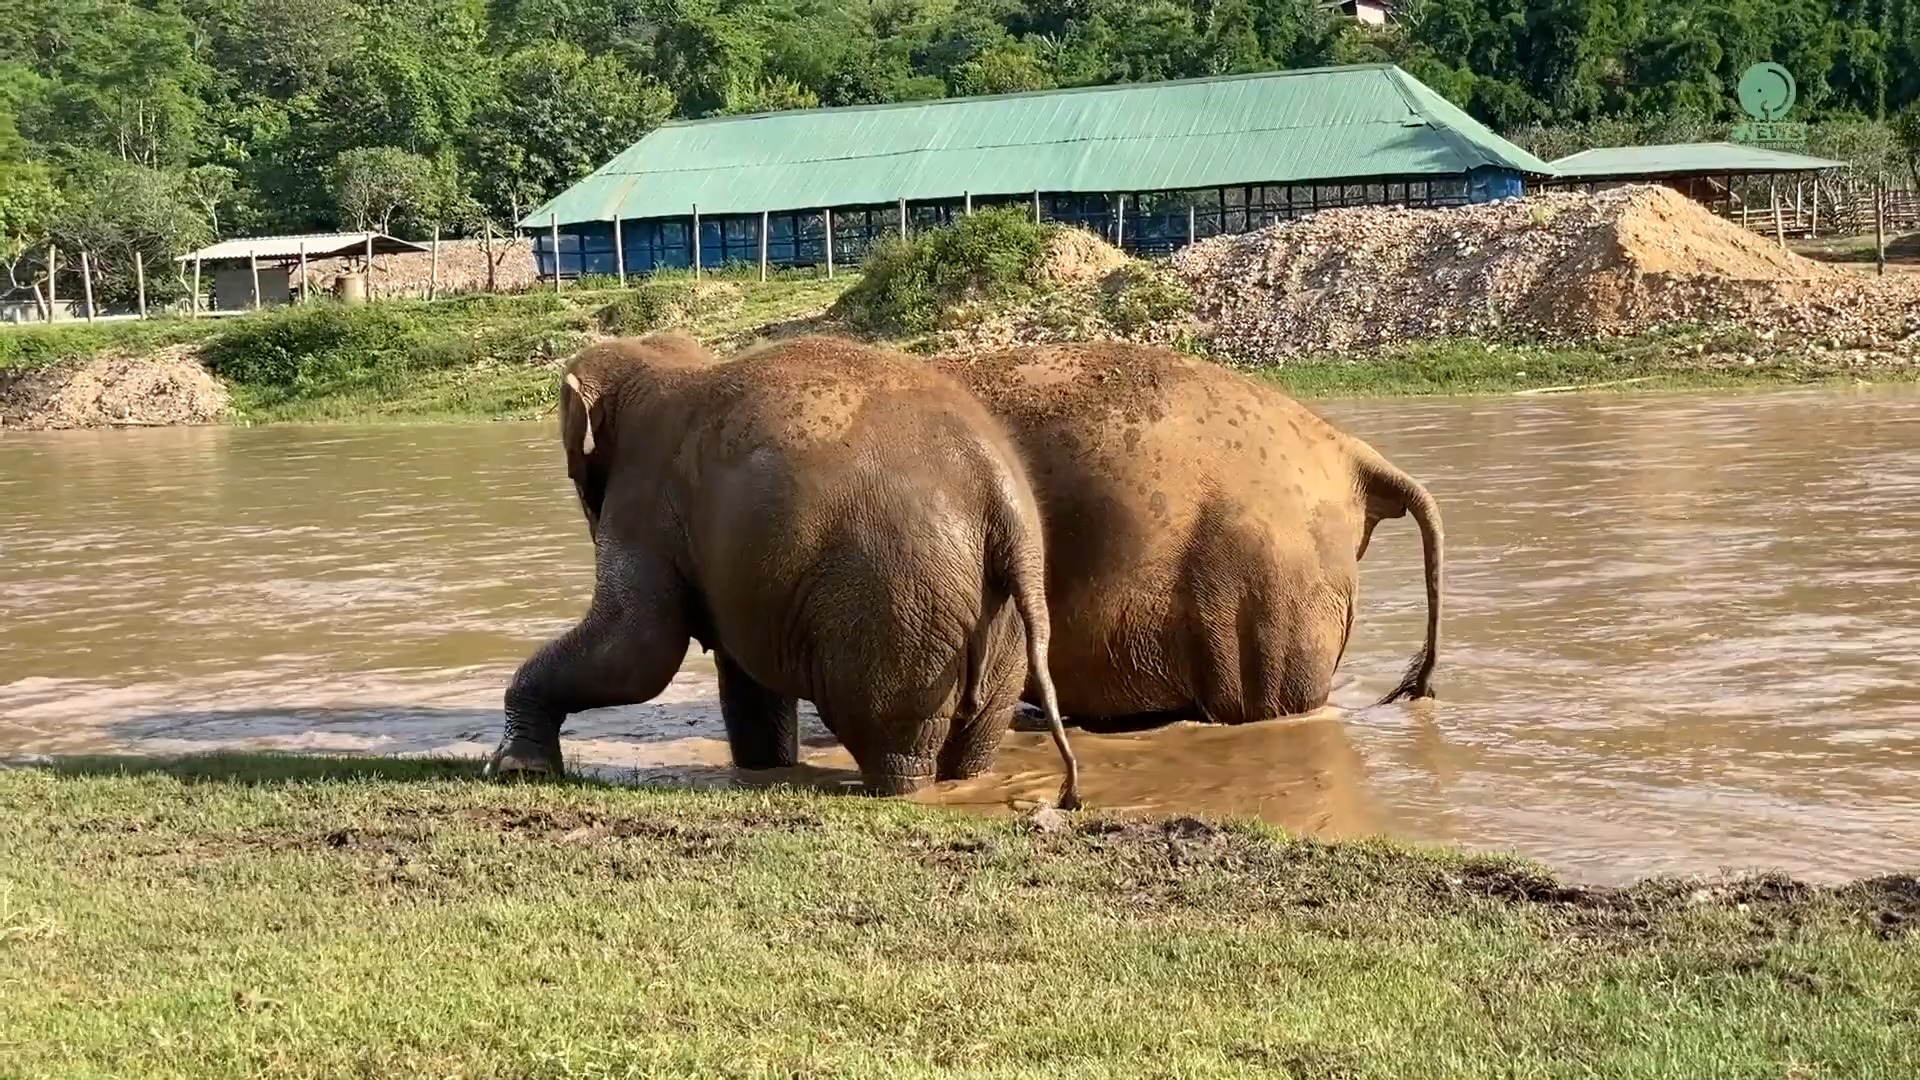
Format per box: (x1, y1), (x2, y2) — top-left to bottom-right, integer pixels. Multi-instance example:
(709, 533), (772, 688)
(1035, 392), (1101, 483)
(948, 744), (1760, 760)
(1169, 185), (1920, 363)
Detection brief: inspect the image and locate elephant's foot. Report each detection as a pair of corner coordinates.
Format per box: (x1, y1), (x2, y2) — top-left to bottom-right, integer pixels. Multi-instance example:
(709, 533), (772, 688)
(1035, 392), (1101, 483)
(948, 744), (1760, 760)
(483, 735), (565, 780)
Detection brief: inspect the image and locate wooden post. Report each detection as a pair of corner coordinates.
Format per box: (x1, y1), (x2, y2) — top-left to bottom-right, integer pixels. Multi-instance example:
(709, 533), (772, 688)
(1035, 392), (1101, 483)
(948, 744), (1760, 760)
(134, 251), (147, 319)
(963, 191), (972, 216)
(613, 214), (625, 287)
(759, 210), (769, 283)
(1809, 179), (1819, 239)
(249, 249), (261, 310)
(1115, 194), (1126, 250)
(550, 215), (562, 291)
(898, 197), (907, 238)
(297, 240), (308, 303)
(365, 234), (375, 298)
(192, 256), (201, 318)
(79, 250), (96, 323)
(1032, 190), (1041, 223)
(1876, 173), (1887, 277)
(824, 208), (834, 279)
(1771, 181), (1785, 249)
(429, 225), (441, 299)
(45, 243), (56, 320)
(691, 204), (701, 280)
(1188, 204), (1197, 247)
(31, 281), (48, 323)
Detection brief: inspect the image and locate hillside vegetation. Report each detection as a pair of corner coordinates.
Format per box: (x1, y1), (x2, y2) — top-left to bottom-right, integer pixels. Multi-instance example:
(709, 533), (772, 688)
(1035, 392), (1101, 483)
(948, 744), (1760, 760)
(6, 0), (1920, 311)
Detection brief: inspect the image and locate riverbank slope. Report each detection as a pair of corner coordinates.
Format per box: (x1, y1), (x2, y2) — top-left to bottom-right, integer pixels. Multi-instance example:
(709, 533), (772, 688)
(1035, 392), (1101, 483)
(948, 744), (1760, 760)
(5, 274), (1912, 429)
(4, 755), (1915, 1078)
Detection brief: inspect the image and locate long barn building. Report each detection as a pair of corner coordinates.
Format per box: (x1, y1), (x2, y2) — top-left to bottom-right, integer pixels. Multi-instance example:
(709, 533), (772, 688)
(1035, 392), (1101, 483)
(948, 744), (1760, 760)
(519, 63), (1553, 279)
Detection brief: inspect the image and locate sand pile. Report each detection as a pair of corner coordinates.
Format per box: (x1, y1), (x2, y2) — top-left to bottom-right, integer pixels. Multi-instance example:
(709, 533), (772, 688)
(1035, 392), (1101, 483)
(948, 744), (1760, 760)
(0, 347), (228, 429)
(1170, 185), (1920, 361)
(1040, 228), (1131, 284)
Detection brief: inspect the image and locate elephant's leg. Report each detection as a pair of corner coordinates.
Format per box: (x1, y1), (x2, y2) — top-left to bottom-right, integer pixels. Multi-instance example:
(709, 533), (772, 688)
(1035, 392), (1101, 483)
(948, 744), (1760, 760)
(715, 652), (798, 770)
(938, 708), (1007, 781)
(940, 625), (1024, 781)
(491, 561), (689, 779)
(825, 705), (947, 797)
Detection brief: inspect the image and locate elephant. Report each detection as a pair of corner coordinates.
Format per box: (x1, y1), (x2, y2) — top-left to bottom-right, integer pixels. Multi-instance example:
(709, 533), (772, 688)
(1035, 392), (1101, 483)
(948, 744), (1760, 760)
(935, 341), (1442, 728)
(487, 331), (1080, 807)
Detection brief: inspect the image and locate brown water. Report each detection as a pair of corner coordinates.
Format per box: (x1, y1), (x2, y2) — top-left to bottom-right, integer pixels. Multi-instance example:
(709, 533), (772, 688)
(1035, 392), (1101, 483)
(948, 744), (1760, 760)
(4, 389), (1918, 884)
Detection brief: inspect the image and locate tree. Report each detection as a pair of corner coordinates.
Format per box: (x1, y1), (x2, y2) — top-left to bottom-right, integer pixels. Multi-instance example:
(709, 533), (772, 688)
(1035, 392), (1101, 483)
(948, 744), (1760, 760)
(1897, 101), (1920, 184)
(331, 146), (435, 234)
(52, 156), (212, 306)
(464, 43), (673, 224)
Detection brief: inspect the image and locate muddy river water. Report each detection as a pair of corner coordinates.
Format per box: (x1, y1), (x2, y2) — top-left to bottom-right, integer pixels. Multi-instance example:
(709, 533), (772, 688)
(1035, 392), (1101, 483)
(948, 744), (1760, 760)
(4, 389), (1919, 884)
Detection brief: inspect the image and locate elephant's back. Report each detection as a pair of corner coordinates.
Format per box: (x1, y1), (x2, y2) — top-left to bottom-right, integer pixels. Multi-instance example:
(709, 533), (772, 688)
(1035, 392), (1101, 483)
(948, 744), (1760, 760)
(706, 336), (1014, 461)
(940, 342), (1357, 540)
(688, 337), (1030, 710)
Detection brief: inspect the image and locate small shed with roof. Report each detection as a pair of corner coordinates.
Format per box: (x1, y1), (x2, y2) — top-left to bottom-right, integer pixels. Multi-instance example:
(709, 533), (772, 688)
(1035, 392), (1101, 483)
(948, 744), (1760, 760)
(1543, 142), (1844, 200)
(176, 232), (427, 311)
(520, 63), (1555, 278)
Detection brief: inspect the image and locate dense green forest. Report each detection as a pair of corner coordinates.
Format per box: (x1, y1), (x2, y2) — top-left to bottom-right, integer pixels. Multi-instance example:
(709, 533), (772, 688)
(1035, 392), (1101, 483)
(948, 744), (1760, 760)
(5, 0), (1920, 301)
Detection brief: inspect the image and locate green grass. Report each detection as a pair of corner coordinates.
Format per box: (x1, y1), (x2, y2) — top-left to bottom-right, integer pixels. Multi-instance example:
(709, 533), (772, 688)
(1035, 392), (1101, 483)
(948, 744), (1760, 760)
(1791, 231), (1920, 264)
(0, 316), (220, 370)
(1256, 334), (1919, 398)
(2, 755), (1915, 1078)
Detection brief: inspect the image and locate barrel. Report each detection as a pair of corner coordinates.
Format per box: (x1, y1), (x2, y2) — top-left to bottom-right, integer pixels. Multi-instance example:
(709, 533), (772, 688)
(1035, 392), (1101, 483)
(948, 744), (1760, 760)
(333, 271), (367, 305)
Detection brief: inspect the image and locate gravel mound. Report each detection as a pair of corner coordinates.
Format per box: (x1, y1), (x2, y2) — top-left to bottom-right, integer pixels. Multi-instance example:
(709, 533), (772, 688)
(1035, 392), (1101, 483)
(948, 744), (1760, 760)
(1171, 185), (1919, 361)
(1041, 228), (1131, 284)
(0, 347), (229, 429)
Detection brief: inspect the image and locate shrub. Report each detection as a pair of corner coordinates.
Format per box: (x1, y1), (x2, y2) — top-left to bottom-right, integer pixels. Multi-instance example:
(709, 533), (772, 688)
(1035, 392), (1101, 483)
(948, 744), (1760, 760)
(596, 278), (706, 335)
(202, 303), (418, 386)
(837, 208), (1053, 335)
(1097, 265), (1193, 334)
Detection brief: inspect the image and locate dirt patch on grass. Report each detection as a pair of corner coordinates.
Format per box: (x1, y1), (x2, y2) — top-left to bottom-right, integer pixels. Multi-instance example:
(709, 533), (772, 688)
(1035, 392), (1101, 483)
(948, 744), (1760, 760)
(1009, 812), (1918, 948)
(0, 346), (228, 429)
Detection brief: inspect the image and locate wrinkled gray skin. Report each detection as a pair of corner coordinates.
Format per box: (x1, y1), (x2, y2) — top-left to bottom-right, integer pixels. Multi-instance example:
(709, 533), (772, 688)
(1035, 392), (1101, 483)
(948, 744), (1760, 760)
(487, 332), (1080, 806)
(938, 341), (1443, 730)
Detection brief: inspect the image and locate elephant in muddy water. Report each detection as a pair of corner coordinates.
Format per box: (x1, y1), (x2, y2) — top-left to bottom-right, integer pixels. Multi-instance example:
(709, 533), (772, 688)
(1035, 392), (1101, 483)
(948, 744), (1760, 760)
(487, 332), (1080, 807)
(935, 341), (1443, 728)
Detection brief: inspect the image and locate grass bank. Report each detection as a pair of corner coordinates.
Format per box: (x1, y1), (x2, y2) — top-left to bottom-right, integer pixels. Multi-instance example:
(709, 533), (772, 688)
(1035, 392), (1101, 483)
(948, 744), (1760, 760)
(1255, 331), (1919, 398)
(0, 272), (854, 426)
(3, 755), (1915, 1078)
(4, 273), (1914, 429)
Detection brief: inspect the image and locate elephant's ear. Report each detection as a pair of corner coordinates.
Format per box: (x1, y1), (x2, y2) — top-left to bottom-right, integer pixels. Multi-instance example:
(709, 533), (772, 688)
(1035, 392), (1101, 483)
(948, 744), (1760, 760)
(560, 370), (611, 531)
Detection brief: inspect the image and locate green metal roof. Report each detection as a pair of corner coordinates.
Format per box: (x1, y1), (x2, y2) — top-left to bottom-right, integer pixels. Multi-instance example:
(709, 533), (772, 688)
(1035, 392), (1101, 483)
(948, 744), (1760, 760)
(520, 64), (1556, 227)
(1548, 142), (1846, 180)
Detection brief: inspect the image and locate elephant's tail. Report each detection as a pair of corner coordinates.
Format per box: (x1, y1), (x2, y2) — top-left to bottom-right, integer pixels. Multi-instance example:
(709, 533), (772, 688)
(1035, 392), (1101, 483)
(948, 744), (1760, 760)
(1350, 441), (1444, 706)
(992, 511), (1082, 811)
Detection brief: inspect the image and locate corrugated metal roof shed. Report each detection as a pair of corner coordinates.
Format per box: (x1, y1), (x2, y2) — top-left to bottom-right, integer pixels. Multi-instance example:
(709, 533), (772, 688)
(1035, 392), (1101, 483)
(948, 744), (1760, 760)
(1548, 143), (1846, 180)
(521, 64), (1555, 228)
(177, 233), (428, 263)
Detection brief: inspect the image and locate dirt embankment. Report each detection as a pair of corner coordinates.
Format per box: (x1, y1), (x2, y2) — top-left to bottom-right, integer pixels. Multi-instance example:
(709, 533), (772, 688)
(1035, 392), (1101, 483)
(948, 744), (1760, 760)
(0, 347), (228, 430)
(1172, 185), (1920, 363)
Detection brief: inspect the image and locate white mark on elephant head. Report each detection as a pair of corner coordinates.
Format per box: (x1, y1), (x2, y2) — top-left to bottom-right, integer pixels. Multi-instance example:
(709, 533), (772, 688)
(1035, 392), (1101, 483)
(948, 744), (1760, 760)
(564, 371), (597, 455)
